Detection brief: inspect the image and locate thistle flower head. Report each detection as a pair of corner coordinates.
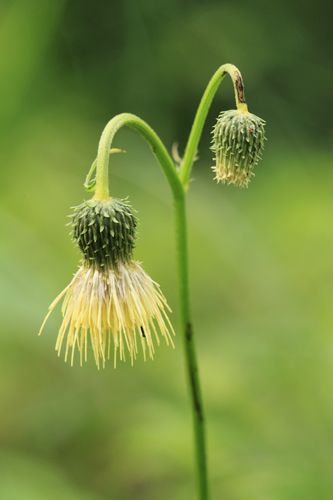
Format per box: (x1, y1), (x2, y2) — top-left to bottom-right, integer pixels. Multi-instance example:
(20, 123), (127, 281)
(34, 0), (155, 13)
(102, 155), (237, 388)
(211, 109), (266, 187)
(40, 197), (175, 368)
(72, 197), (137, 269)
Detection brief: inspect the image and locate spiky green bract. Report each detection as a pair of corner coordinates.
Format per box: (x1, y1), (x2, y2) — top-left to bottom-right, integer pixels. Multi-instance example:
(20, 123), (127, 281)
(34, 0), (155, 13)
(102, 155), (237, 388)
(211, 109), (266, 187)
(72, 198), (137, 269)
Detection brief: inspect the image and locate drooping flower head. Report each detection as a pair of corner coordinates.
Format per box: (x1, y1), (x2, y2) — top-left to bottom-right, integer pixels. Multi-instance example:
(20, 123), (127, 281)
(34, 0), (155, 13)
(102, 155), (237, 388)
(211, 109), (266, 187)
(39, 197), (174, 368)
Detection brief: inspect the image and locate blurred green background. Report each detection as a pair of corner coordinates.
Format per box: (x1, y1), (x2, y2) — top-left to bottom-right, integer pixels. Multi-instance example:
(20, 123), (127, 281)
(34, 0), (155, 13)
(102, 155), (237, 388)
(0, 1), (332, 499)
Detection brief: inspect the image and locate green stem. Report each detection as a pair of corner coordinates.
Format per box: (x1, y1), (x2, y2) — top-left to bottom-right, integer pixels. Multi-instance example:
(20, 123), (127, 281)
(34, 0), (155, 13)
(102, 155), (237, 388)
(94, 113), (182, 200)
(84, 148), (125, 192)
(175, 193), (209, 499)
(93, 61), (247, 496)
(180, 63), (247, 187)
(93, 112), (209, 499)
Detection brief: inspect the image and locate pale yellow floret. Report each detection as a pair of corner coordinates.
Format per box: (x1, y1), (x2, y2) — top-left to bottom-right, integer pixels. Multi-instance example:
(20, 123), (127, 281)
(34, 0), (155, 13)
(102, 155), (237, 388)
(39, 261), (175, 369)
(212, 161), (253, 188)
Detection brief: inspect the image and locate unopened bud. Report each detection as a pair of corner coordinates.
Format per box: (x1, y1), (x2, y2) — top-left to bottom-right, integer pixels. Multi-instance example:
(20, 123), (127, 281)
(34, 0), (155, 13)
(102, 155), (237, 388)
(211, 109), (266, 187)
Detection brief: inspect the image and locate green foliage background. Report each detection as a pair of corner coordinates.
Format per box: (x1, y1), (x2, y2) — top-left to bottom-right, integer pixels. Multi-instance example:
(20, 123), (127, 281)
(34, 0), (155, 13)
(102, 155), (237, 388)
(0, 1), (332, 499)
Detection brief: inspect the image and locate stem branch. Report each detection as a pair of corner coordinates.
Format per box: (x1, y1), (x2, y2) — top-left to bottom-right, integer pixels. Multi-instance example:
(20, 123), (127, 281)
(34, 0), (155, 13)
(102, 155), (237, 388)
(92, 112), (209, 498)
(92, 64), (246, 499)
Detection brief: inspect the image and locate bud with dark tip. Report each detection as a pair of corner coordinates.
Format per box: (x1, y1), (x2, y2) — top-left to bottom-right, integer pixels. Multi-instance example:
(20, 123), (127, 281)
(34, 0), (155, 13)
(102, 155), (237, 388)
(211, 109), (266, 187)
(71, 198), (137, 269)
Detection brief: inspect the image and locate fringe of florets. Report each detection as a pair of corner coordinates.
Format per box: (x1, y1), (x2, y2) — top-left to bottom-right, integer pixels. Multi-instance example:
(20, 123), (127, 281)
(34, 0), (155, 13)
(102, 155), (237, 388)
(40, 261), (175, 369)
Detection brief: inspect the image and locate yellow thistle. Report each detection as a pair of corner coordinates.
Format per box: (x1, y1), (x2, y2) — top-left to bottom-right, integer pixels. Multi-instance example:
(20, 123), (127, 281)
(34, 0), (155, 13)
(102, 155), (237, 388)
(39, 198), (175, 368)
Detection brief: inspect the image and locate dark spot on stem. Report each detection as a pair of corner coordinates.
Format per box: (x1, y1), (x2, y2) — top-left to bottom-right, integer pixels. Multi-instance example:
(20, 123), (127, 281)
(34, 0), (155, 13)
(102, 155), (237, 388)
(186, 322), (193, 341)
(235, 71), (246, 103)
(140, 326), (146, 338)
(186, 322), (204, 422)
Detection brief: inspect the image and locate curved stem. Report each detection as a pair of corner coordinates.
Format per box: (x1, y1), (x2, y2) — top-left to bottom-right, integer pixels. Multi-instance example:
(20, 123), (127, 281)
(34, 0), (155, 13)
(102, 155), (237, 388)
(179, 63), (248, 187)
(92, 111), (209, 498)
(92, 64), (248, 499)
(94, 112), (183, 200)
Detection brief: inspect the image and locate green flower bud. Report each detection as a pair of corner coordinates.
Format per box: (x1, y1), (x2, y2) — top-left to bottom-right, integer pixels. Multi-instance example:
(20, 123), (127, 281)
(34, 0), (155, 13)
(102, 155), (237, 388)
(211, 109), (266, 187)
(72, 198), (137, 269)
